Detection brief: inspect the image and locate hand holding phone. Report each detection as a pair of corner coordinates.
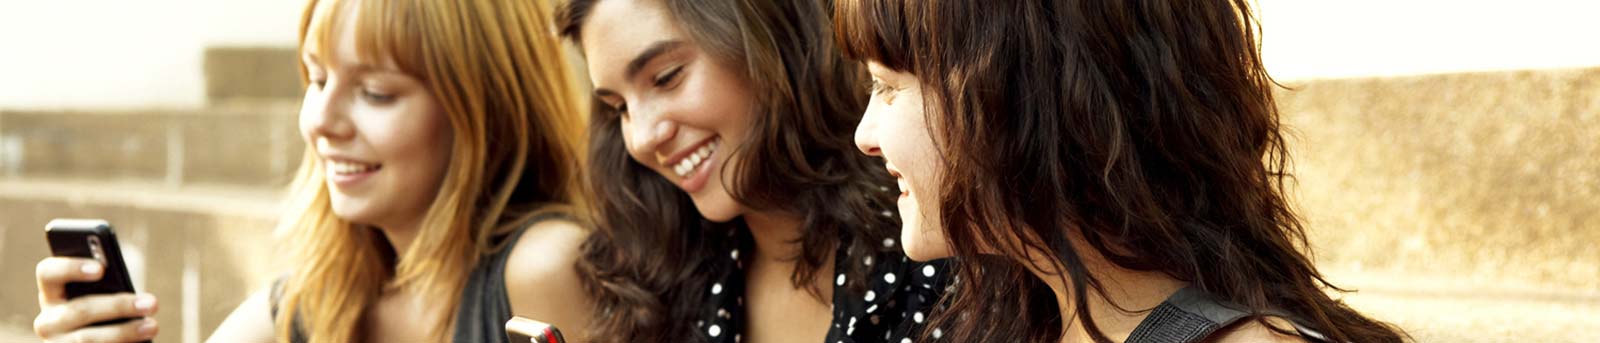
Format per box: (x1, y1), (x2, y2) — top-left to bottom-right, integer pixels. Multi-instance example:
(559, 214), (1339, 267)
(506, 316), (566, 343)
(34, 219), (158, 343)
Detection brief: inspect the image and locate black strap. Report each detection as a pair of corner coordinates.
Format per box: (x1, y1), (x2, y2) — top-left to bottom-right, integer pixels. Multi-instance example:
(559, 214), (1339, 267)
(1126, 287), (1332, 343)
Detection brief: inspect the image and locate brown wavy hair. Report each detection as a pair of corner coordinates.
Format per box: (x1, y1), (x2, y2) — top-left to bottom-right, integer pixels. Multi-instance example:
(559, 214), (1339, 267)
(835, 0), (1407, 342)
(557, 0), (898, 341)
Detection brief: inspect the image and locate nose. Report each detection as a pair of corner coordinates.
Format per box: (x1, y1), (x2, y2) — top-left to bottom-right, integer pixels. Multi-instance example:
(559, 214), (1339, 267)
(623, 102), (678, 159)
(854, 102), (883, 157)
(300, 82), (355, 142)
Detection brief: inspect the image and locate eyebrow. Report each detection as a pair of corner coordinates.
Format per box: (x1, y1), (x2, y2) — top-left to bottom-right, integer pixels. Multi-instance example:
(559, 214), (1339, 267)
(595, 40), (685, 98)
(624, 40), (684, 81)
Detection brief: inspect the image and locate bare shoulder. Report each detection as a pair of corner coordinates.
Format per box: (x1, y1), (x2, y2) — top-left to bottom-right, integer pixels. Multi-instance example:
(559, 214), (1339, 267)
(504, 219), (589, 288)
(504, 218), (594, 341)
(206, 284), (277, 343)
(1211, 317), (1309, 343)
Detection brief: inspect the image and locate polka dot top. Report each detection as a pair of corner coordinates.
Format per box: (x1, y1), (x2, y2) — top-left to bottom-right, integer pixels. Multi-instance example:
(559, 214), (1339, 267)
(695, 226), (952, 343)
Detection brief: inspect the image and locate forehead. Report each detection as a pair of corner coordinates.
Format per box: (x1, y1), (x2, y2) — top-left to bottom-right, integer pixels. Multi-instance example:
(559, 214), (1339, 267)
(579, 0), (686, 80)
(301, 0), (399, 71)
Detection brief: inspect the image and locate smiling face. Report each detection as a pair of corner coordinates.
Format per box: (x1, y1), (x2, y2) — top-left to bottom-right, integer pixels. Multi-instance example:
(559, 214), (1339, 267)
(298, 7), (452, 230)
(579, 0), (758, 222)
(854, 62), (950, 261)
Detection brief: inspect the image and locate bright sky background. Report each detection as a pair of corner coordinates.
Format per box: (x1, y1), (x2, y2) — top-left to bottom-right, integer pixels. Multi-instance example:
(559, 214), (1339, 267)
(1257, 0), (1600, 81)
(0, 0), (1597, 109)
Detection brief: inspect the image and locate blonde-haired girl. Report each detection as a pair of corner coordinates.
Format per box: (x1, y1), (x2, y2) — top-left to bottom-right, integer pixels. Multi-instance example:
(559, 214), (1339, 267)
(32, 0), (594, 341)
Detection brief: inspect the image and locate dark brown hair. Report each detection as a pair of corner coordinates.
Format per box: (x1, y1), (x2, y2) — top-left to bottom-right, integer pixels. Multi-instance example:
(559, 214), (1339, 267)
(836, 0), (1406, 342)
(558, 0), (899, 341)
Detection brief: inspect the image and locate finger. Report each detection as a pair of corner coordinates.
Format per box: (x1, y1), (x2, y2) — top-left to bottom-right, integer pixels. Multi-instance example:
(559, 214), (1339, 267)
(34, 293), (156, 338)
(51, 317), (158, 343)
(37, 257), (104, 306)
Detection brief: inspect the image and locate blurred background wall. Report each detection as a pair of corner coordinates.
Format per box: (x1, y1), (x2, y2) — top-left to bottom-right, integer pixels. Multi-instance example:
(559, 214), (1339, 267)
(1, 0), (1597, 342)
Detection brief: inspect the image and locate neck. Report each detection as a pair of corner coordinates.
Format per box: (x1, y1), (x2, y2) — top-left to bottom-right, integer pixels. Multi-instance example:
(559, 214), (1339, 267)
(743, 210), (806, 264)
(1025, 238), (1187, 343)
(374, 221), (420, 263)
(742, 210), (835, 301)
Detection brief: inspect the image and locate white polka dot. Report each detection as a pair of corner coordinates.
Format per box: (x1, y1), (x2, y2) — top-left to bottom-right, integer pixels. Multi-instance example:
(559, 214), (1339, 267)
(708, 325), (722, 337)
(849, 316), (857, 326)
(884, 273), (897, 283)
(718, 308), (730, 318)
(922, 265), (936, 277)
(836, 273), (846, 286)
(882, 238), (896, 247)
(864, 256), (874, 266)
(731, 249), (739, 260)
(881, 210), (893, 217)
(864, 290), (876, 302)
(711, 283), (723, 294)
(879, 186), (890, 192)
(914, 311), (924, 323)
(933, 328), (943, 339)
(901, 338), (912, 343)
(866, 304), (879, 313)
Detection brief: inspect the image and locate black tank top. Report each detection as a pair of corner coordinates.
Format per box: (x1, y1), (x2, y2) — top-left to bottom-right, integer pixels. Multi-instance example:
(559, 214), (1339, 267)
(1126, 287), (1332, 343)
(271, 213), (562, 343)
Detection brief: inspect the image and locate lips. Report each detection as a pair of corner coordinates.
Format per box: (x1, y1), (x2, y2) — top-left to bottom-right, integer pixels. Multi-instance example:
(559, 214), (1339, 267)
(665, 137), (720, 178)
(327, 159), (382, 175)
(885, 165), (909, 197)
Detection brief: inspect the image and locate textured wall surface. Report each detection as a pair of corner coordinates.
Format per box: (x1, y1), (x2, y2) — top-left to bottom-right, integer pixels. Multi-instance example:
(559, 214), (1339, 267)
(1277, 67), (1600, 342)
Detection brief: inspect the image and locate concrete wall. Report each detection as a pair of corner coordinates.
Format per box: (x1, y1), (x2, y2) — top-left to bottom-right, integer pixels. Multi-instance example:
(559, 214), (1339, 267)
(1280, 68), (1600, 290)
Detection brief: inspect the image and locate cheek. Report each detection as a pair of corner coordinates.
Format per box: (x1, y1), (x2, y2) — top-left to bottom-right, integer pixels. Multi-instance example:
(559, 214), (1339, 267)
(369, 102), (452, 186)
(297, 88), (323, 142)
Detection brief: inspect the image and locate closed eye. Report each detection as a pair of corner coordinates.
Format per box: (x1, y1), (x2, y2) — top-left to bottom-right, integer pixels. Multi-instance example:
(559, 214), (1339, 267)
(653, 65), (683, 88)
(870, 79), (898, 104)
(361, 88), (396, 104)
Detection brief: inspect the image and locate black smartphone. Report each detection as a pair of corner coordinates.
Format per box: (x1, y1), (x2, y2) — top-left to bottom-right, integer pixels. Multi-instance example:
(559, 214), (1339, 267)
(45, 218), (141, 326)
(505, 316), (566, 343)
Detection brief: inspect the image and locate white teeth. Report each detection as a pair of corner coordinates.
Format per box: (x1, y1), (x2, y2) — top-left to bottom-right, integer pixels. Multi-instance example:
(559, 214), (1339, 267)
(672, 138), (719, 178)
(327, 160), (380, 175)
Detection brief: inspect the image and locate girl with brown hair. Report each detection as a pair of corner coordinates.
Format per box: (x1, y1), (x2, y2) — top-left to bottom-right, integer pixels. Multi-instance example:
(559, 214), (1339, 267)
(837, 0), (1407, 342)
(557, 0), (946, 342)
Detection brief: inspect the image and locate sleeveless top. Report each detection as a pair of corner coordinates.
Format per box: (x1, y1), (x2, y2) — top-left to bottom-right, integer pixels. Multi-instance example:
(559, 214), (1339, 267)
(1126, 287), (1332, 343)
(271, 213), (564, 343)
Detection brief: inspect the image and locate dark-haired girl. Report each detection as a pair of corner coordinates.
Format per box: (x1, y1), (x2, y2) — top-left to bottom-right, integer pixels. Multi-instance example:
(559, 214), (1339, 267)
(557, 0), (946, 342)
(838, 0), (1407, 342)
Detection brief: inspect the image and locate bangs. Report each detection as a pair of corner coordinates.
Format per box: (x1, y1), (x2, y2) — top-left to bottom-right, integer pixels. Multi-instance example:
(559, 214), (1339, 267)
(299, 0), (425, 81)
(832, 0), (913, 71)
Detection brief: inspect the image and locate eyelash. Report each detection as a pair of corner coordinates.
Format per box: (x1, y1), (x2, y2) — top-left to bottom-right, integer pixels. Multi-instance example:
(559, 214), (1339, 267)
(653, 66), (683, 87)
(608, 65), (686, 119)
(308, 76), (396, 104)
(870, 79), (898, 103)
(361, 88), (396, 104)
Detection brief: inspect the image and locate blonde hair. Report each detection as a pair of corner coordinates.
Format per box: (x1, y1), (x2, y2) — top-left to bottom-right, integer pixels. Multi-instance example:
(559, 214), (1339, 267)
(274, 0), (586, 341)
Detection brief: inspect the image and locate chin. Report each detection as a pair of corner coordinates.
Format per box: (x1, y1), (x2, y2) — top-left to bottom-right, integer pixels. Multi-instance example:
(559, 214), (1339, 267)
(692, 197), (742, 223)
(900, 221), (953, 261)
(328, 196), (376, 225)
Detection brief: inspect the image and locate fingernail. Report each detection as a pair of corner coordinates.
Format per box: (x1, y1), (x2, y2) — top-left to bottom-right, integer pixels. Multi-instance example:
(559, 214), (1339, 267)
(138, 318), (157, 335)
(135, 294), (156, 313)
(81, 262), (102, 276)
